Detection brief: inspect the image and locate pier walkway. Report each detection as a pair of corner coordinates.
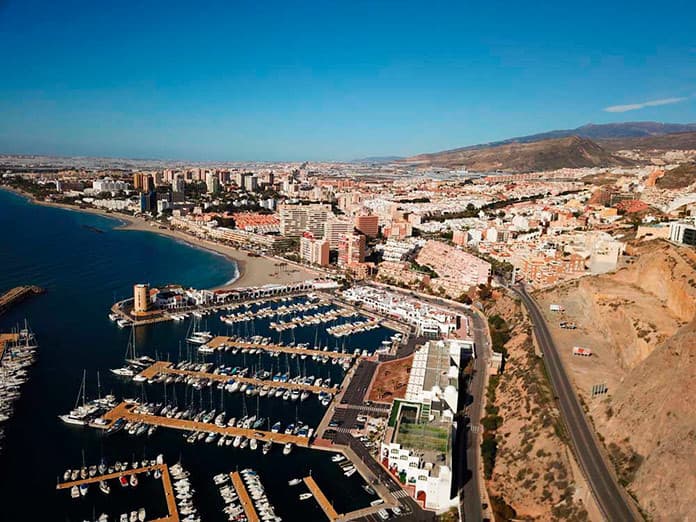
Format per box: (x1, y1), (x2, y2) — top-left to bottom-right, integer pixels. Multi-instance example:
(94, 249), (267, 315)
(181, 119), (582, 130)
(206, 337), (356, 359)
(56, 463), (179, 522)
(230, 472), (260, 522)
(102, 402), (310, 447)
(304, 476), (340, 521)
(0, 286), (44, 316)
(137, 361), (338, 394)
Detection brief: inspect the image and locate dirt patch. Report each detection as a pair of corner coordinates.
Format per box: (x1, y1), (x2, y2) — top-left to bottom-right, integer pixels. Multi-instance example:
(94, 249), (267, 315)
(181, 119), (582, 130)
(368, 355), (413, 403)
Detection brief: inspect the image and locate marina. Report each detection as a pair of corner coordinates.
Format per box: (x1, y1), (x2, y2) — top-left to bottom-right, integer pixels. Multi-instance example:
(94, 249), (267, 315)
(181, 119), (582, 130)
(0, 191), (410, 522)
(55, 292), (407, 521)
(203, 336), (358, 360)
(98, 400), (312, 448)
(0, 323), (38, 451)
(326, 319), (381, 338)
(135, 360), (339, 395)
(56, 459), (181, 522)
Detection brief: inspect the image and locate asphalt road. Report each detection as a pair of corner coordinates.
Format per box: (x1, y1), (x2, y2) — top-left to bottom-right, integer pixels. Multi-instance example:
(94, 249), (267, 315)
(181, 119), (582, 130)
(461, 308), (491, 522)
(514, 285), (639, 522)
(335, 433), (435, 522)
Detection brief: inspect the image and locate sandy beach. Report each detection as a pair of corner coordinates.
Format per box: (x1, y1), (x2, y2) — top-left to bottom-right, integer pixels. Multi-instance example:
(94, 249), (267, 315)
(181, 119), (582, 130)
(0, 186), (319, 289)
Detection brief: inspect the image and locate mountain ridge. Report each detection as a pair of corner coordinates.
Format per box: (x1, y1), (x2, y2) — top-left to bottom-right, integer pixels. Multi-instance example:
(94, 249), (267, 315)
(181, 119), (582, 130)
(416, 121), (696, 156)
(401, 135), (635, 172)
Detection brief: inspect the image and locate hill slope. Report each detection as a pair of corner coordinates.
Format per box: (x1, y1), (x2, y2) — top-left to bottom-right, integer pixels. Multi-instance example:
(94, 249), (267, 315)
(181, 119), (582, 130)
(402, 135), (634, 172)
(598, 131), (696, 151)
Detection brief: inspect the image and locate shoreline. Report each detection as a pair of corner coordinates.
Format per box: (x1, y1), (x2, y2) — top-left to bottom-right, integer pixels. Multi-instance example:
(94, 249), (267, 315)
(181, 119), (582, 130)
(0, 185), (318, 290)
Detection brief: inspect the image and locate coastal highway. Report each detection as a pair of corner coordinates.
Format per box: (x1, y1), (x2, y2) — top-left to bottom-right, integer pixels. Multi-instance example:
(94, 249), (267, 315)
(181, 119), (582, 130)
(514, 285), (640, 522)
(461, 307), (492, 522)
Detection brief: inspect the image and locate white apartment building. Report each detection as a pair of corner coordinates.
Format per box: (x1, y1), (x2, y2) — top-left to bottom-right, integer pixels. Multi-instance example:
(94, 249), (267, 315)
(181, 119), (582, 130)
(342, 286), (461, 337)
(299, 234), (330, 266)
(278, 203), (332, 237)
(89, 198), (137, 211)
(92, 177), (130, 193)
(382, 238), (418, 262)
(324, 217), (353, 249)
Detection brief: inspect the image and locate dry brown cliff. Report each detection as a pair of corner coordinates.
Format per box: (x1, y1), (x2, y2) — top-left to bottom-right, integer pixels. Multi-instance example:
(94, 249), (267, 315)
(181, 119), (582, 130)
(536, 241), (696, 520)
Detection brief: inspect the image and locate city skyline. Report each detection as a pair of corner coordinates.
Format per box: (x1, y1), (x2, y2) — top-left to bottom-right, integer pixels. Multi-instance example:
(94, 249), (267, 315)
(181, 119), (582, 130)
(1, 0), (695, 161)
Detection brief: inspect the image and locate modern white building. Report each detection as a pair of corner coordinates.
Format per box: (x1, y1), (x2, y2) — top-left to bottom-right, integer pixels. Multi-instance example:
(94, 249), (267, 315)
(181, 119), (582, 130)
(379, 338), (474, 513)
(92, 177), (130, 193)
(669, 220), (696, 246)
(380, 442), (457, 513)
(403, 339), (471, 423)
(342, 286), (462, 337)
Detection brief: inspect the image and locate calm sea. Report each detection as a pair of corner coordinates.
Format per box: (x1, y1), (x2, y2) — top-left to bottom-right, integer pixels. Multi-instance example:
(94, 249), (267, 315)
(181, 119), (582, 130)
(0, 189), (381, 521)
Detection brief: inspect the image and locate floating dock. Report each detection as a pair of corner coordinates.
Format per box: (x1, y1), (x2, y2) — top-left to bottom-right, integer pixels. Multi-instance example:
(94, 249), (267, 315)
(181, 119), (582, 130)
(56, 463), (179, 522)
(304, 476), (340, 521)
(102, 402), (310, 447)
(137, 361), (338, 394)
(229, 472), (260, 522)
(205, 337), (356, 359)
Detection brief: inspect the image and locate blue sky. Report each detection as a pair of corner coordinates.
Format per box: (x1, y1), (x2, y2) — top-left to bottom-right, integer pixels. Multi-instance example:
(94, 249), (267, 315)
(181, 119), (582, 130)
(1, 0), (695, 161)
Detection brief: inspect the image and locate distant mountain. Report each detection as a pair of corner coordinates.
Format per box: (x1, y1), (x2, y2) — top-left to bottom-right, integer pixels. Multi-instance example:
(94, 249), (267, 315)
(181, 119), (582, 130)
(444, 121), (696, 152)
(402, 135), (634, 172)
(350, 155), (403, 164)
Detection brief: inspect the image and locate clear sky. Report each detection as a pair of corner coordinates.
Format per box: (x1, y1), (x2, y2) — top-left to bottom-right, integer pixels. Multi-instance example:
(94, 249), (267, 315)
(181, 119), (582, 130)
(1, 0), (695, 161)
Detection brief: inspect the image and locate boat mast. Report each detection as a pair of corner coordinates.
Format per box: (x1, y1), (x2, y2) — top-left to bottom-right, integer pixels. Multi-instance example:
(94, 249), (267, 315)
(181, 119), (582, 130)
(132, 325), (137, 359)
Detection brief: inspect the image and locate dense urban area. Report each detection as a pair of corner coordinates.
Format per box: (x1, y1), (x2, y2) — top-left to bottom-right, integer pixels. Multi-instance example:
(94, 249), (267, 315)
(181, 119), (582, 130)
(2, 125), (696, 521)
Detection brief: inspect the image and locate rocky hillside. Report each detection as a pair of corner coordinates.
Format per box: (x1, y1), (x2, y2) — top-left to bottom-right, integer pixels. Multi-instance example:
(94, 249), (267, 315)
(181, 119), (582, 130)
(601, 319), (696, 521)
(655, 161), (696, 189)
(481, 294), (596, 521)
(402, 136), (634, 172)
(536, 241), (696, 520)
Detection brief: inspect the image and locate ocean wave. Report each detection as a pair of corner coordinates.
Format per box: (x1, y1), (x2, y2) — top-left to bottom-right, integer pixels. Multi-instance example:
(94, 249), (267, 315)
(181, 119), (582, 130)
(223, 263), (241, 286)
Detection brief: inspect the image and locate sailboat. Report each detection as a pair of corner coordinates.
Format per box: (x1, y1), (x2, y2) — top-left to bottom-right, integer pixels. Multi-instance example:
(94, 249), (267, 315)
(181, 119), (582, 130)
(59, 370), (96, 425)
